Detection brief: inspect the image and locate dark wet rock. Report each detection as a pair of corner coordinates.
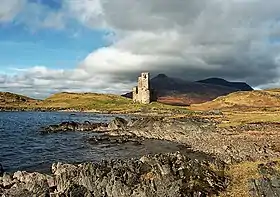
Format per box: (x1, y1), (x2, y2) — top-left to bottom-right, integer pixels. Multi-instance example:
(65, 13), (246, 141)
(88, 134), (143, 146)
(0, 163), (4, 177)
(42, 121), (108, 133)
(249, 161), (280, 197)
(0, 152), (227, 197)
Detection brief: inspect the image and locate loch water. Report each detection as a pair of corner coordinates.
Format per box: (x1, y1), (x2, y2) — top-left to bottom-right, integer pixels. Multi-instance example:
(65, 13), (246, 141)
(0, 112), (184, 174)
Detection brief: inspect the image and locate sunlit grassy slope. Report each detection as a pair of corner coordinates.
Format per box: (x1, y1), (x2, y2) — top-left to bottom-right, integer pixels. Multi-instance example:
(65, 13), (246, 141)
(35, 92), (189, 113)
(190, 89), (280, 111)
(187, 89), (280, 127)
(0, 92), (39, 109)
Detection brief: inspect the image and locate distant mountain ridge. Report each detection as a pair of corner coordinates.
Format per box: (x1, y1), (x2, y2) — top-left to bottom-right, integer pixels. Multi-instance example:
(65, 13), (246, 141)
(197, 78), (253, 91)
(123, 74), (253, 106)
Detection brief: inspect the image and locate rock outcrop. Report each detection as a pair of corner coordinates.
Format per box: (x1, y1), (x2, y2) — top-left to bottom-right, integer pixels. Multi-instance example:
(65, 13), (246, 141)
(0, 152), (227, 197)
(87, 134), (143, 146)
(104, 117), (280, 164)
(108, 117), (128, 131)
(249, 161), (280, 197)
(42, 121), (108, 133)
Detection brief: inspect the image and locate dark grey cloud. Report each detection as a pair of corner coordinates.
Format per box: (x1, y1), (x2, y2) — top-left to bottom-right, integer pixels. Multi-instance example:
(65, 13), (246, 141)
(79, 0), (280, 89)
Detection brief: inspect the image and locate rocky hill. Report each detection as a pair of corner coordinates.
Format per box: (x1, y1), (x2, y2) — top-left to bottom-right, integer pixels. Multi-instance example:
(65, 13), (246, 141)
(123, 74), (253, 106)
(0, 92), (39, 110)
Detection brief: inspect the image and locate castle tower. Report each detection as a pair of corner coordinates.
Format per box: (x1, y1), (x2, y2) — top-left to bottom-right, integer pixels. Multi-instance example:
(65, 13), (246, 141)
(140, 72), (150, 104)
(132, 87), (138, 102)
(132, 72), (151, 104)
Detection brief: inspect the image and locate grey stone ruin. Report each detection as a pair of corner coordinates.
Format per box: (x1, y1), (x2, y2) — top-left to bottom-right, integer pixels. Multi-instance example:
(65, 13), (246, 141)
(132, 72), (151, 104)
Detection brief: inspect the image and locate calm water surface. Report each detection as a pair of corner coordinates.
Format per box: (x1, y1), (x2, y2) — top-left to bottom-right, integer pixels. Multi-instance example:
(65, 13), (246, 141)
(0, 112), (183, 173)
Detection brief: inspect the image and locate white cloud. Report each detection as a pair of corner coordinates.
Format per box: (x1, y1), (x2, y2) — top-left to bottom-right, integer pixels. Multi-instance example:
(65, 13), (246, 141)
(0, 0), (66, 29)
(19, 1), (67, 30)
(0, 0), (26, 22)
(0, 66), (134, 98)
(64, 0), (106, 28)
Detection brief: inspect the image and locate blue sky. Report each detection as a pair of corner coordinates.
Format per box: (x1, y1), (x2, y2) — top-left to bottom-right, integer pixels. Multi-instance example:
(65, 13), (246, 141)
(1, 0), (280, 98)
(0, 15), (107, 74)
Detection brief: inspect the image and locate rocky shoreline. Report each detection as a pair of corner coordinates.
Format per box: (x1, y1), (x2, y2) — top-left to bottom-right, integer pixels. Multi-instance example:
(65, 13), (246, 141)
(0, 152), (227, 197)
(43, 116), (279, 164)
(2, 116), (280, 196)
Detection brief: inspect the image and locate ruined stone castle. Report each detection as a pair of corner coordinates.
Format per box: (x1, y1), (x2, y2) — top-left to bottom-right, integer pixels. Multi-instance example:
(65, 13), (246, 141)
(132, 72), (151, 104)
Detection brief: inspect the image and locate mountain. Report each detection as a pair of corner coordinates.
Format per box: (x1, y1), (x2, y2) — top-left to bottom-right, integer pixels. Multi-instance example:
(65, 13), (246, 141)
(123, 74), (253, 106)
(197, 78), (253, 91)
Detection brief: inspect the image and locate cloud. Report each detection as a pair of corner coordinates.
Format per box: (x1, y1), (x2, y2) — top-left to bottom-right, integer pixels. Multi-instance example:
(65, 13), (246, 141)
(2, 0), (280, 97)
(64, 0), (106, 28)
(0, 66), (134, 98)
(78, 0), (280, 86)
(19, 1), (67, 29)
(0, 0), (26, 22)
(0, 0), (66, 29)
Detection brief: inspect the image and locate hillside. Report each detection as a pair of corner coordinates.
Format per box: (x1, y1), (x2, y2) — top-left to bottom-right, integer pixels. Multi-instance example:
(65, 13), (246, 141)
(190, 89), (280, 111)
(123, 74), (253, 106)
(0, 91), (188, 113)
(197, 78), (253, 91)
(0, 92), (39, 110)
(40, 92), (134, 112)
(38, 92), (188, 113)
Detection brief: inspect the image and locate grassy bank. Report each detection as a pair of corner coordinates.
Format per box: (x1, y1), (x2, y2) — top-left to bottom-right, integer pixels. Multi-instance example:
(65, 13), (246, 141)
(0, 92), (190, 114)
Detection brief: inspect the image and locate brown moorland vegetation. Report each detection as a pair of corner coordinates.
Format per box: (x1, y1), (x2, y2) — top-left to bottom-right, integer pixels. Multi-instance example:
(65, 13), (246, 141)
(190, 89), (280, 111)
(0, 92), (39, 110)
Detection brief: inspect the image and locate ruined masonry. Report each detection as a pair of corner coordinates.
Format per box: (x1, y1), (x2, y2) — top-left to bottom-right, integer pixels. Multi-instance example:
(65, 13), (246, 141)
(133, 72), (151, 104)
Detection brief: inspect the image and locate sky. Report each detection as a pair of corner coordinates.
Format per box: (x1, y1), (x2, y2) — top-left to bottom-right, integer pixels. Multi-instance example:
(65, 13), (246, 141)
(1, 0), (280, 98)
